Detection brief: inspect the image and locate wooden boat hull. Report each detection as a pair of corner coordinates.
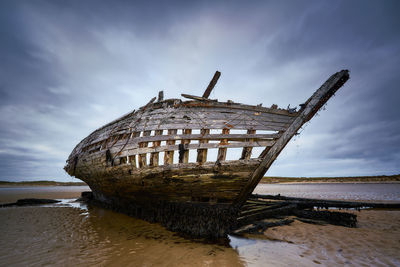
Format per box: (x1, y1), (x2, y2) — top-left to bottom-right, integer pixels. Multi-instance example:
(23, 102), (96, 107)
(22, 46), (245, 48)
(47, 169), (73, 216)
(65, 70), (350, 237)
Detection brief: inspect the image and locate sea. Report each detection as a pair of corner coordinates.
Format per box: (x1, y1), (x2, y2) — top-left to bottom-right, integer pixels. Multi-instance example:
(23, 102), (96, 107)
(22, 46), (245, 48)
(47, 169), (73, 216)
(0, 183), (399, 266)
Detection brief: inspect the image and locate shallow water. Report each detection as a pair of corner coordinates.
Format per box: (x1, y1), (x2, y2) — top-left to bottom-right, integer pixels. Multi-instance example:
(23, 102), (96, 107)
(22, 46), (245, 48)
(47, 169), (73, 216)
(254, 183), (400, 202)
(0, 184), (399, 266)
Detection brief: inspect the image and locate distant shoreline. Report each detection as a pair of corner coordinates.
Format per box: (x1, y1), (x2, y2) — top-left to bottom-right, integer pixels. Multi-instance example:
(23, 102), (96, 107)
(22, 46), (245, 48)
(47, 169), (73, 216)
(1, 174), (399, 187)
(0, 181), (87, 187)
(260, 174), (400, 184)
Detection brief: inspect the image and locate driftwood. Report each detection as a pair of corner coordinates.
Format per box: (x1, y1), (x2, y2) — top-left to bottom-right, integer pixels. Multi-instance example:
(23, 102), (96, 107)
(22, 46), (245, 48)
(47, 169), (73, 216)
(293, 209), (357, 227)
(233, 218), (294, 235)
(232, 193), (400, 235)
(251, 194), (400, 209)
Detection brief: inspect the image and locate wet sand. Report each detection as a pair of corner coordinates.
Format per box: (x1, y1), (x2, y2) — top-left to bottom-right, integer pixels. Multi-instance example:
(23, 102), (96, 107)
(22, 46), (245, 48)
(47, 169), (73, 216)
(0, 185), (399, 266)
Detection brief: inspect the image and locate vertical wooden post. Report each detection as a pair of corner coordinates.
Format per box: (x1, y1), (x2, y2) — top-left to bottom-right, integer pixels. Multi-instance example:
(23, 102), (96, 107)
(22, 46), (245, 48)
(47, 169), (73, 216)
(180, 129), (192, 163)
(217, 128), (230, 161)
(158, 91), (164, 102)
(129, 131), (140, 168)
(164, 129), (177, 165)
(197, 129), (210, 164)
(138, 131), (151, 168)
(150, 130), (163, 166)
(129, 155), (136, 168)
(241, 129), (256, 160)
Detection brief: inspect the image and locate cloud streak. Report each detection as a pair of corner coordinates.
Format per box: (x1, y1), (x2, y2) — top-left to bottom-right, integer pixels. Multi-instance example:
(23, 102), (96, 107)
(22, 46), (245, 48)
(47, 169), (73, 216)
(0, 0), (399, 181)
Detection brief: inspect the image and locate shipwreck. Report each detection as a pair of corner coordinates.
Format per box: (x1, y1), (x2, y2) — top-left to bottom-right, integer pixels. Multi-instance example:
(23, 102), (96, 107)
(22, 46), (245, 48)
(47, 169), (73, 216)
(65, 70), (350, 237)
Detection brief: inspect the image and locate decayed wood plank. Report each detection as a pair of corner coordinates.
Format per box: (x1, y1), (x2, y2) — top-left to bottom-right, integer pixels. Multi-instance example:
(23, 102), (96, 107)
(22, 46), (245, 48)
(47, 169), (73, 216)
(217, 128), (229, 161)
(142, 110), (295, 126)
(241, 129), (256, 160)
(197, 129), (210, 164)
(109, 140), (276, 158)
(164, 129), (177, 165)
(251, 194), (400, 209)
(180, 101), (298, 117)
(85, 132), (279, 153)
(138, 131), (151, 167)
(180, 129), (192, 163)
(70, 100), (298, 156)
(235, 70), (350, 205)
(84, 107), (293, 146)
(143, 115), (293, 125)
(128, 131), (140, 168)
(146, 107), (296, 122)
(181, 94), (217, 102)
(158, 91), (164, 102)
(150, 130), (163, 166)
(128, 154), (136, 168)
(202, 71), (221, 98)
(113, 133), (280, 144)
(126, 121), (289, 132)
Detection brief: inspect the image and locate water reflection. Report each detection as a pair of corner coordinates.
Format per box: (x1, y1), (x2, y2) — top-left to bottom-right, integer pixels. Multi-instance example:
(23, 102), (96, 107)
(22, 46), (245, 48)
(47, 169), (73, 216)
(9, 199), (246, 266)
(254, 183), (400, 202)
(2, 183), (398, 266)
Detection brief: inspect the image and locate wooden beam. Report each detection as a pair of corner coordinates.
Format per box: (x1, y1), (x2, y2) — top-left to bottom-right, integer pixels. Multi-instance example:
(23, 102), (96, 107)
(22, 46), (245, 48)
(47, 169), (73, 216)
(181, 94), (217, 102)
(164, 129), (177, 165)
(180, 129), (192, 163)
(241, 129), (256, 160)
(158, 91), (164, 102)
(138, 131), (151, 167)
(118, 140), (275, 157)
(120, 133), (280, 143)
(197, 129), (210, 164)
(217, 128), (230, 161)
(203, 71), (221, 98)
(128, 131), (140, 168)
(235, 70), (350, 205)
(150, 130), (163, 166)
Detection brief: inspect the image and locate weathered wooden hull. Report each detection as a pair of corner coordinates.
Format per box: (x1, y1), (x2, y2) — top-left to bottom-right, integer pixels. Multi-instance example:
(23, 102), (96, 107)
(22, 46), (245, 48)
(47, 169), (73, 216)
(65, 70), (350, 237)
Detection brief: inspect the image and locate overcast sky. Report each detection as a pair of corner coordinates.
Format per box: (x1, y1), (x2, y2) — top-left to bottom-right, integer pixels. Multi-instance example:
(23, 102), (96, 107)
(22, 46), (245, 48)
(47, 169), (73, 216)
(1, 0), (399, 182)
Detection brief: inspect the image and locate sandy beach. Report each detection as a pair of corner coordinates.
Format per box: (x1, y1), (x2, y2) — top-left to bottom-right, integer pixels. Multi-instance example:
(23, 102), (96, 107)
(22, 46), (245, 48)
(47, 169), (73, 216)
(0, 185), (399, 266)
(259, 210), (400, 266)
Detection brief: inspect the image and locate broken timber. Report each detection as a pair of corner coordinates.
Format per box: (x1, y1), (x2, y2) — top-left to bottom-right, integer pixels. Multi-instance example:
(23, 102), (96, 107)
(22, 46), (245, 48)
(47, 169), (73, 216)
(233, 194), (400, 235)
(65, 70), (350, 238)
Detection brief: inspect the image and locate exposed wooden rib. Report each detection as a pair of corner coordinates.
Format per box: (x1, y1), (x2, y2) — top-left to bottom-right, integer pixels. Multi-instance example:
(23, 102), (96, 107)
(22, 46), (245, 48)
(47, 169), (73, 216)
(164, 129), (177, 165)
(241, 129), (256, 160)
(138, 131), (151, 167)
(235, 70), (350, 205)
(150, 130), (163, 166)
(180, 129), (192, 163)
(128, 132), (140, 168)
(158, 91), (164, 102)
(217, 128), (229, 161)
(197, 129), (210, 164)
